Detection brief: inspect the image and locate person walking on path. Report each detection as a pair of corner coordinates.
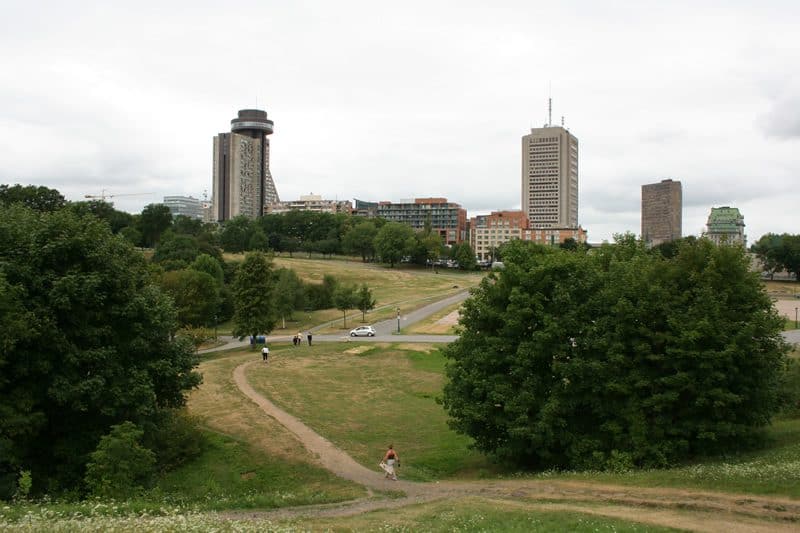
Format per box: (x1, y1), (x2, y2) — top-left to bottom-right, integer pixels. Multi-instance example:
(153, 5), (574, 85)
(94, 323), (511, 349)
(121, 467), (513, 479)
(307, 331), (313, 346)
(380, 444), (399, 480)
(261, 344), (269, 363)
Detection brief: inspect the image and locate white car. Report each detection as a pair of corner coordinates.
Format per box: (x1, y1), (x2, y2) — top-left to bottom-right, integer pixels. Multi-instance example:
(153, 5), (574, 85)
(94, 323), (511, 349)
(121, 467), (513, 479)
(349, 325), (376, 337)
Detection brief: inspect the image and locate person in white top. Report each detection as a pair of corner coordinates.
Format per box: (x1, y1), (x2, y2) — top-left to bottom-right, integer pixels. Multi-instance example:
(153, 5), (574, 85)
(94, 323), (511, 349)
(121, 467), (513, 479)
(261, 345), (269, 363)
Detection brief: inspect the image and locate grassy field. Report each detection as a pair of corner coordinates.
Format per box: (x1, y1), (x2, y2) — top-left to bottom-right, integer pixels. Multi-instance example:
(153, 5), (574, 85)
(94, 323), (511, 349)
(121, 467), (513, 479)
(215, 256), (483, 335)
(247, 342), (502, 481)
(248, 342), (800, 498)
(184, 349), (366, 504)
(764, 279), (800, 298)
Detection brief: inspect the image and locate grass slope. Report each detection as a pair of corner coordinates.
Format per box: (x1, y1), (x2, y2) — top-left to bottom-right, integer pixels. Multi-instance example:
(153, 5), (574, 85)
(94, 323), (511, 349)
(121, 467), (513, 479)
(249, 343), (800, 497)
(184, 350), (365, 504)
(247, 343), (501, 481)
(217, 256), (483, 334)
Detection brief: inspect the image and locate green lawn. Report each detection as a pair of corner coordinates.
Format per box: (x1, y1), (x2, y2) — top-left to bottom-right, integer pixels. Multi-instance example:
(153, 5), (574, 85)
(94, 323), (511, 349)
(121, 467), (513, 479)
(249, 342), (800, 497)
(247, 343), (502, 481)
(153, 430), (362, 510)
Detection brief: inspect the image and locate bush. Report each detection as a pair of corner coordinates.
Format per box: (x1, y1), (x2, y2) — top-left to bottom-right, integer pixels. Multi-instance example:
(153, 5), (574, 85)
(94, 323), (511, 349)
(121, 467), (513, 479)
(779, 358), (800, 417)
(14, 470), (32, 501)
(84, 422), (156, 498)
(143, 409), (206, 472)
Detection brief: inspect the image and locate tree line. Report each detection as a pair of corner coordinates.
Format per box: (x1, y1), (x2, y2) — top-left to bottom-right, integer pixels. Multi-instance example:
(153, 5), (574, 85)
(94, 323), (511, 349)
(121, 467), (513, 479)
(0, 184), (479, 269)
(0, 184), (385, 498)
(751, 233), (800, 280)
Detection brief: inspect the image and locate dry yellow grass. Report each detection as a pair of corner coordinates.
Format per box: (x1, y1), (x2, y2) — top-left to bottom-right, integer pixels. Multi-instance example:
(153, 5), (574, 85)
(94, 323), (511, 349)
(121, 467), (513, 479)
(403, 301), (463, 334)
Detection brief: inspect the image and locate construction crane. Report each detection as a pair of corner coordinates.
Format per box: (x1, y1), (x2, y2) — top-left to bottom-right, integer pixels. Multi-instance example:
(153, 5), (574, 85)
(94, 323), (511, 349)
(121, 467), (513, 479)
(84, 189), (153, 201)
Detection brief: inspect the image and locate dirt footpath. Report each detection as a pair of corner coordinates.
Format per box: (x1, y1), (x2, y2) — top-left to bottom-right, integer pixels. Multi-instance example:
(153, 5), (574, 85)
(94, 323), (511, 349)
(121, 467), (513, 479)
(231, 361), (800, 531)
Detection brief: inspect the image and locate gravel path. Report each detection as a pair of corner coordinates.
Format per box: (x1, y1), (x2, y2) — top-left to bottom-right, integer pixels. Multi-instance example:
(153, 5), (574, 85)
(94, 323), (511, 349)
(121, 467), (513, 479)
(231, 360), (800, 531)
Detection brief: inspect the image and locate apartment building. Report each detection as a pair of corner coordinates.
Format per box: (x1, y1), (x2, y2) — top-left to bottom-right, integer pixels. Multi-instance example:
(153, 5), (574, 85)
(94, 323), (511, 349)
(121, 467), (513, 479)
(375, 197), (467, 244)
(470, 210), (587, 260)
(266, 194), (352, 215)
(470, 211), (529, 261)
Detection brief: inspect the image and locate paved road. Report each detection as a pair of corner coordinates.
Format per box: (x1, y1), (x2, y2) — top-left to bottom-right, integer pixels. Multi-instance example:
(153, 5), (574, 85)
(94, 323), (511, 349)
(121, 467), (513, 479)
(199, 289), (799, 355)
(199, 291), (468, 354)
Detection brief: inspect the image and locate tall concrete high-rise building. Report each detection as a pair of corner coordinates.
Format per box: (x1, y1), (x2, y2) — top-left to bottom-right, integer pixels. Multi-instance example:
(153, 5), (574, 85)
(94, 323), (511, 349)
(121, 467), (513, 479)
(521, 124), (579, 228)
(641, 178), (682, 245)
(212, 109), (280, 222)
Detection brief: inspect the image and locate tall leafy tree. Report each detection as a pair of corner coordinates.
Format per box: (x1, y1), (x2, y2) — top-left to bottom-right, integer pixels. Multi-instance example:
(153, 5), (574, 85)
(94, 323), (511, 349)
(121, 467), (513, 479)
(333, 284), (358, 328)
(220, 216), (254, 253)
(452, 242), (477, 270)
(0, 184), (66, 211)
(153, 232), (201, 265)
(159, 269), (220, 327)
(189, 254), (225, 286)
(442, 238), (788, 470)
(138, 203), (173, 247)
(231, 251), (277, 342)
(751, 233), (784, 279)
(273, 268), (305, 328)
(0, 204), (200, 495)
(343, 221), (378, 262)
(356, 284), (376, 322)
(374, 222), (414, 267)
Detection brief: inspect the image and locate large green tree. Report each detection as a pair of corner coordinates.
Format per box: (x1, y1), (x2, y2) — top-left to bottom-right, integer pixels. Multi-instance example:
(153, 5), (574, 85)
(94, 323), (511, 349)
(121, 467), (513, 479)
(333, 284), (358, 328)
(451, 242), (477, 270)
(273, 268), (305, 329)
(356, 284), (376, 322)
(0, 204), (201, 495)
(750, 233), (800, 280)
(342, 221), (378, 262)
(189, 254), (225, 286)
(220, 216), (255, 253)
(138, 203), (173, 247)
(159, 269), (220, 327)
(442, 238), (788, 470)
(231, 251), (277, 341)
(374, 222), (414, 267)
(0, 184), (65, 211)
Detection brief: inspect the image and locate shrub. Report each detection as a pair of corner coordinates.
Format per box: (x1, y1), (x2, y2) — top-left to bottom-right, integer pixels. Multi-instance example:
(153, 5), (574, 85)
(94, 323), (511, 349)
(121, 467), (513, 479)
(84, 422), (156, 498)
(143, 410), (206, 472)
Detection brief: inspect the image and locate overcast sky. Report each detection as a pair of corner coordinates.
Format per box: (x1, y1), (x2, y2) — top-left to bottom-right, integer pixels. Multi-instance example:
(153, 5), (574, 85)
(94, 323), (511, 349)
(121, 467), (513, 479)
(1, 0), (798, 242)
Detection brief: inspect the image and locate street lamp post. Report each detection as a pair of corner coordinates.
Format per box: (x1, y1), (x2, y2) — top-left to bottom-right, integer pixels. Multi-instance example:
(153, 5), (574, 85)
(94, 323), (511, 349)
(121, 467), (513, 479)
(396, 307), (401, 333)
(795, 307), (798, 329)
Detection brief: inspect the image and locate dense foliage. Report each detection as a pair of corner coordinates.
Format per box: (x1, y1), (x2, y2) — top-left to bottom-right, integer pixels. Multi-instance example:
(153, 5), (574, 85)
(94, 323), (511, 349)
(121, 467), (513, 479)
(0, 204), (201, 496)
(751, 233), (800, 280)
(231, 252), (277, 340)
(442, 238), (788, 470)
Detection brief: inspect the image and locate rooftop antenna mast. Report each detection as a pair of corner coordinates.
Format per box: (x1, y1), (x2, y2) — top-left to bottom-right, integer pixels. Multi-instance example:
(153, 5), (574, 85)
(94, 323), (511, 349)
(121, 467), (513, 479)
(548, 82), (552, 127)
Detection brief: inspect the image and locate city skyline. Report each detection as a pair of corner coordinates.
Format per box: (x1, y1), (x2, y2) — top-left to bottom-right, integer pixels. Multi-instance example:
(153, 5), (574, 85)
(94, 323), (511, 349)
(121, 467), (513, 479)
(1, 1), (798, 243)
